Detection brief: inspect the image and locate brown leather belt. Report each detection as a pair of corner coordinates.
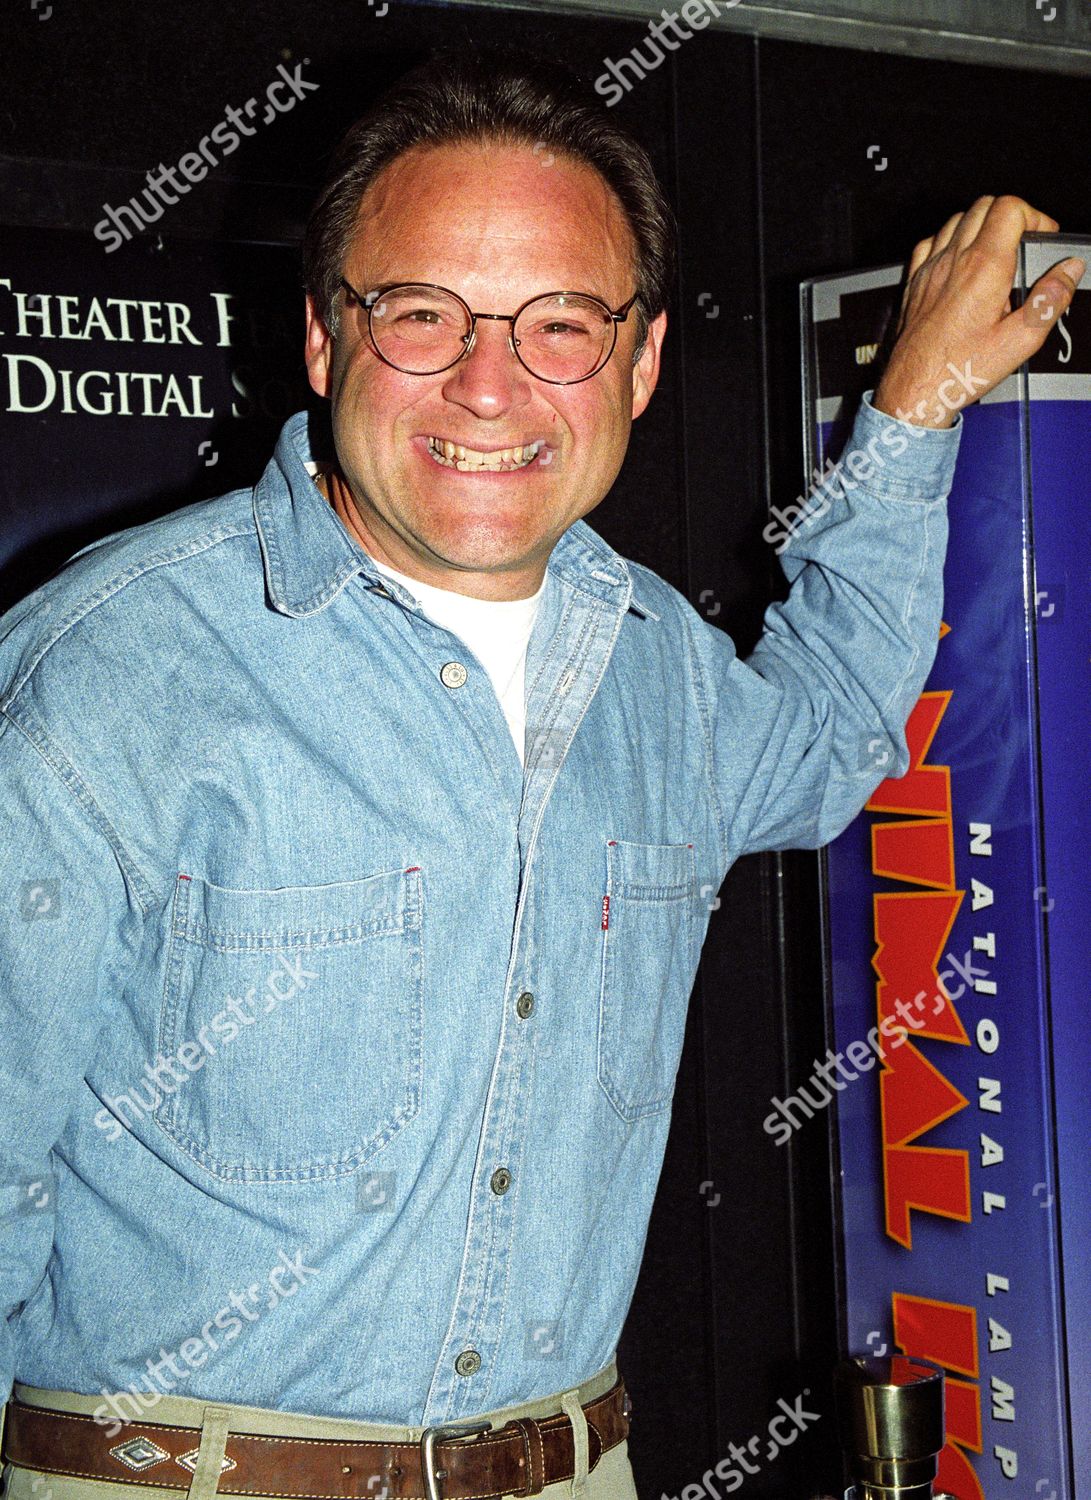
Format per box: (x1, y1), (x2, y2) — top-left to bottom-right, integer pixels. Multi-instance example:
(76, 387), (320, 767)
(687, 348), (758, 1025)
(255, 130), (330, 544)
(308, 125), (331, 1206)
(1, 1377), (632, 1499)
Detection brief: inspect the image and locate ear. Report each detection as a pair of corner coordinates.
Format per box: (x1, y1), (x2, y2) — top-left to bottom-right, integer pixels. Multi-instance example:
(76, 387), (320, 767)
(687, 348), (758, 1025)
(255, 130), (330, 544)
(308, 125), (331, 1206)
(631, 309), (667, 419)
(304, 293), (334, 399)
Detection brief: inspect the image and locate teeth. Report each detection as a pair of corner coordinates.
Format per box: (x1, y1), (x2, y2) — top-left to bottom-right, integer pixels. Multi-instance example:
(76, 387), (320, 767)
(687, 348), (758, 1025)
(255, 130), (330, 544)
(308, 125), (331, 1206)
(427, 437), (542, 471)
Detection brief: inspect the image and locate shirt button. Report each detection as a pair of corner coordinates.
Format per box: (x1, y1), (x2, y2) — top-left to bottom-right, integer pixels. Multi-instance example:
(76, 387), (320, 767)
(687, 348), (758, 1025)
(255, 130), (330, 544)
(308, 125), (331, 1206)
(440, 661), (468, 689)
(490, 1167), (512, 1195)
(455, 1349), (482, 1377)
(516, 991), (535, 1018)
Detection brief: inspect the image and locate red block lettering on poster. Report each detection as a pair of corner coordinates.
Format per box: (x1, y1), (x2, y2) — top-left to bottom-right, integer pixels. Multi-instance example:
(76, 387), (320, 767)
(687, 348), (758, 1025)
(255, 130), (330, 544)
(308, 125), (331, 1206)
(893, 1294), (984, 1500)
(884, 1144), (971, 1248)
(872, 815), (955, 889)
(867, 692), (952, 816)
(873, 891), (969, 1045)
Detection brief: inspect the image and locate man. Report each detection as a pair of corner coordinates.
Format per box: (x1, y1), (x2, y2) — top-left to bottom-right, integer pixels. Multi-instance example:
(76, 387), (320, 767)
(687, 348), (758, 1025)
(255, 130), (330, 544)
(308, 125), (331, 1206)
(0, 45), (1081, 1500)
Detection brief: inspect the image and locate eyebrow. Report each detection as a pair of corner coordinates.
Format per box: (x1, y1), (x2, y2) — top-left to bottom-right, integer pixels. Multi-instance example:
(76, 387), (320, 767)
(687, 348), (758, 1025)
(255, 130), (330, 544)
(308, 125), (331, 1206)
(346, 278), (627, 309)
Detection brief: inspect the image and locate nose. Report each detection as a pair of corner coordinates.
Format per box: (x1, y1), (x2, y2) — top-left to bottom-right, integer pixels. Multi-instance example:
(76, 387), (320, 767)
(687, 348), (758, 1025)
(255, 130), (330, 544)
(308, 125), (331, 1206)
(440, 316), (532, 420)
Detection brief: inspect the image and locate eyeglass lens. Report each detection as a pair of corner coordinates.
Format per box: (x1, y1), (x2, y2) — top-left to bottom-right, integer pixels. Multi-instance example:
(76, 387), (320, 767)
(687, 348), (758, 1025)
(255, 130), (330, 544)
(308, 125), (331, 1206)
(366, 285), (616, 381)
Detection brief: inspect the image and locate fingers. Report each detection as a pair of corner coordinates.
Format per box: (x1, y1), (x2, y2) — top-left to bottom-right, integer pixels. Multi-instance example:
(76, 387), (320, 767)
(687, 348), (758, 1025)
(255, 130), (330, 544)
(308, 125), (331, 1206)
(914, 195), (1059, 281)
(907, 196), (997, 280)
(907, 237), (934, 280)
(944, 195), (996, 253)
(972, 195), (1060, 260)
(929, 209), (968, 257)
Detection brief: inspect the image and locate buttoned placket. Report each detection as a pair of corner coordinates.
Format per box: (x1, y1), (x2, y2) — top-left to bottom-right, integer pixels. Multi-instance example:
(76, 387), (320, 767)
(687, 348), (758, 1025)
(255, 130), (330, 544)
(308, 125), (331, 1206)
(387, 559), (634, 1423)
(358, 567), (526, 808)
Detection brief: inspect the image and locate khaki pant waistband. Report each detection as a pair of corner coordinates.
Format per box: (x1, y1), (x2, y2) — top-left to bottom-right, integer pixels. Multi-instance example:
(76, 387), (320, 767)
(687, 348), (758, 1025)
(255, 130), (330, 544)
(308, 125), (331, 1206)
(9, 1356), (619, 1443)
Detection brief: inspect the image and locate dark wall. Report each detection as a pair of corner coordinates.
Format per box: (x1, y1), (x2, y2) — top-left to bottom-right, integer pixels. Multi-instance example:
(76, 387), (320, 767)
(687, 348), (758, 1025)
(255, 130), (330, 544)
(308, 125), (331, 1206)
(2, 6), (1088, 1495)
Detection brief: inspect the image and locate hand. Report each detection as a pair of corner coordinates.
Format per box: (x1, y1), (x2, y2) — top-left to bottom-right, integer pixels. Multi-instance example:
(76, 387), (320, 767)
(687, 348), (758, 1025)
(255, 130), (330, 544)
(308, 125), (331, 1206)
(872, 195), (1085, 428)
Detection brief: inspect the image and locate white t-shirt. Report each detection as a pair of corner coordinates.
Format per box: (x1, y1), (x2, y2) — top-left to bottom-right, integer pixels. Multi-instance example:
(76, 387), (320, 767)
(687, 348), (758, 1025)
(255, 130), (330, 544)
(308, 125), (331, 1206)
(366, 552), (549, 767)
(308, 463), (549, 766)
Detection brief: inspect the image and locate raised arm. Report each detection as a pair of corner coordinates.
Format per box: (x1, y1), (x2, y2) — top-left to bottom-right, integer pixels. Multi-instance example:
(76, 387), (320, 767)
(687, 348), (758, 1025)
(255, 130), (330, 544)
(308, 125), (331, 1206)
(690, 196), (1082, 863)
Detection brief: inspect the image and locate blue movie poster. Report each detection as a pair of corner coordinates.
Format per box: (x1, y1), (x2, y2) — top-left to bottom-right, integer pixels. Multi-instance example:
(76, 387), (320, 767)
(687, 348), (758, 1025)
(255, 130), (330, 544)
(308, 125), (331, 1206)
(801, 237), (1090, 1499)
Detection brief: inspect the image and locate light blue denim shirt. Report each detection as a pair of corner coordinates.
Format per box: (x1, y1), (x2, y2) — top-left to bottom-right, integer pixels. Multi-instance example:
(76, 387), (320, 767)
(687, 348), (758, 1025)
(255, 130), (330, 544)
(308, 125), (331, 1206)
(0, 390), (961, 1427)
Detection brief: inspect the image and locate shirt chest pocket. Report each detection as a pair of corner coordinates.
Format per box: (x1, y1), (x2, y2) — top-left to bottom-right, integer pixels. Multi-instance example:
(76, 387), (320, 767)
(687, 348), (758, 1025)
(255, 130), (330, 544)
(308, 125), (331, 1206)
(597, 839), (697, 1123)
(155, 868), (423, 1183)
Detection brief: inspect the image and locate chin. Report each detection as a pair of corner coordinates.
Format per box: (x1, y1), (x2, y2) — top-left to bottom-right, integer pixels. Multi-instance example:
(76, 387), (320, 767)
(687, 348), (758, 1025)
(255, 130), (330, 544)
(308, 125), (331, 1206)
(431, 537), (534, 572)
(414, 498), (544, 549)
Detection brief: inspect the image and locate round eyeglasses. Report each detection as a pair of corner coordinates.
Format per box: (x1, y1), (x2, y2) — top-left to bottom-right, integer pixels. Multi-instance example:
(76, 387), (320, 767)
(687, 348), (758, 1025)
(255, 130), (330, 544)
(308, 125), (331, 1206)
(338, 277), (642, 386)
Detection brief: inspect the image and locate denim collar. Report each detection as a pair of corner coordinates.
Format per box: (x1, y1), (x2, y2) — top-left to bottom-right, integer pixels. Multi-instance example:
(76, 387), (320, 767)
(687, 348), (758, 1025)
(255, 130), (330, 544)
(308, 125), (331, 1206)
(253, 409), (660, 623)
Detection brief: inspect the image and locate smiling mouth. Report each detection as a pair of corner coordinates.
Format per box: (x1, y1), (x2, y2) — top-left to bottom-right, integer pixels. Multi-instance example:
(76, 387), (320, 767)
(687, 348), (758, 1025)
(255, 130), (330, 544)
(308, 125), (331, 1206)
(426, 436), (545, 472)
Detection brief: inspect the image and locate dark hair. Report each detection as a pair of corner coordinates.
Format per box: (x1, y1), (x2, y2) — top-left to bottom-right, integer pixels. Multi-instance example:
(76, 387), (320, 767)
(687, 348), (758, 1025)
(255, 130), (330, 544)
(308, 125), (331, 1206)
(301, 46), (678, 361)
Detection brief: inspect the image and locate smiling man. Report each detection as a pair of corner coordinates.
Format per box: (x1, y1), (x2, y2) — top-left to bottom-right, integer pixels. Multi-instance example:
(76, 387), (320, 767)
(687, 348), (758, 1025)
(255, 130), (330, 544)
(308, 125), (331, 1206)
(304, 135), (661, 602)
(0, 43), (1082, 1500)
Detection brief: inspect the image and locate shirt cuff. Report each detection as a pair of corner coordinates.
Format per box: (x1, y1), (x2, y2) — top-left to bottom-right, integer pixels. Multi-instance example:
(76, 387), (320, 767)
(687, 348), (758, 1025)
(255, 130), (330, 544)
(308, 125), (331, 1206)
(834, 387), (964, 503)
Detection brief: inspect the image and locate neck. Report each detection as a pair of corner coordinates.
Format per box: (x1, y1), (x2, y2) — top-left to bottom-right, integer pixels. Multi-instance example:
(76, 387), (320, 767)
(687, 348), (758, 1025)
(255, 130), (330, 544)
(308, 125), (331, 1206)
(319, 467), (547, 602)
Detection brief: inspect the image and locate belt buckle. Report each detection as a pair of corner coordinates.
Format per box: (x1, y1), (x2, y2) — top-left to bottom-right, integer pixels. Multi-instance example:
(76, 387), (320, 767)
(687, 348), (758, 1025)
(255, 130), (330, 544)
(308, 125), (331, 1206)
(420, 1420), (492, 1500)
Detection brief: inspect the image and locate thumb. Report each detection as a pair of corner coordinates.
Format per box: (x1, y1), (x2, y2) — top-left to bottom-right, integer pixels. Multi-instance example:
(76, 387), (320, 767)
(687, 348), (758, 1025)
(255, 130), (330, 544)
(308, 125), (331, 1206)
(989, 256), (1084, 373)
(1020, 256), (1084, 337)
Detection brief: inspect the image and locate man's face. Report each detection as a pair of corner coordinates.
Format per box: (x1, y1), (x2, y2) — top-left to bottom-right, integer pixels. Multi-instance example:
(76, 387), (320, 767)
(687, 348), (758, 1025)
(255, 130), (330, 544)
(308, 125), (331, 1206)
(304, 139), (667, 600)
